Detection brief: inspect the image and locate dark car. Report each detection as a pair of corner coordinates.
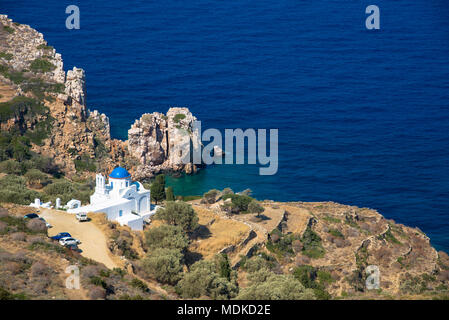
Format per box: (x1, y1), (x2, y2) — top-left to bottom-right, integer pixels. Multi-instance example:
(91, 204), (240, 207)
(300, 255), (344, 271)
(65, 244), (81, 253)
(23, 213), (39, 219)
(50, 232), (72, 240)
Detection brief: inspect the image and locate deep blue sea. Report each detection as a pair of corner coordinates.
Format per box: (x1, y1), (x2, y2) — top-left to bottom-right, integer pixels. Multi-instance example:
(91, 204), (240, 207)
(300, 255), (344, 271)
(2, 1), (449, 251)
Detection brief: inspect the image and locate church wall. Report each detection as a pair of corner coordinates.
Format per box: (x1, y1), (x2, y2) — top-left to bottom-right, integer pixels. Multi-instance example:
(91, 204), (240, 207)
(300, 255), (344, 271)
(96, 200), (135, 221)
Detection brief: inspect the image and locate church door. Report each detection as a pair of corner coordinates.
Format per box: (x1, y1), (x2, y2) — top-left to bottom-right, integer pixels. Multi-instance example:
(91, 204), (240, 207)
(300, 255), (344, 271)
(139, 197), (148, 213)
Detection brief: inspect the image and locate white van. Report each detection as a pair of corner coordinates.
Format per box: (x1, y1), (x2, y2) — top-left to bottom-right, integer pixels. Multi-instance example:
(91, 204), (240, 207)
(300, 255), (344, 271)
(76, 212), (88, 222)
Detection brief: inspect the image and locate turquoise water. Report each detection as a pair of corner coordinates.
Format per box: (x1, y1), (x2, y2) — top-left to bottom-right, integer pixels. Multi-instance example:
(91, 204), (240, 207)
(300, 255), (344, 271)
(2, 0), (449, 251)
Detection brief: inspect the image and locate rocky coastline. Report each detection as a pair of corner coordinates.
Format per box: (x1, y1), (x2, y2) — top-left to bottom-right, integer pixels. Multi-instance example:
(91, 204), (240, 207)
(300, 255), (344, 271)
(0, 14), (201, 180)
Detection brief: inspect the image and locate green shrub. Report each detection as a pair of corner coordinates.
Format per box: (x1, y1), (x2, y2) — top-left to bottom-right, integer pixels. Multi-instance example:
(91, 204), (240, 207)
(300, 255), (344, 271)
(42, 179), (93, 204)
(0, 96), (46, 124)
(0, 52), (13, 60)
(243, 256), (273, 273)
(328, 228), (344, 239)
(166, 186), (175, 201)
(0, 174), (41, 205)
(266, 229), (300, 258)
(150, 174), (166, 204)
(74, 155), (96, 172)
(2, 25), (15, 34)
(215, 253), (232, 280)
(176, 259), (237, 299)
(5, 71), (24, 84)
(248, 200), (265, 216)
(237, 272), (315, 300)
(227, 194), (253, 213)
(43, 180), (75, 195)
(143, 248), (184, 285)
(322, 215), (341, 224)
(130, 278), (149, 292)
(21, 78), (65, 102)
(0, 159), (25, 175)
(154, 201), (199, 233)
(203, 189), (219, 204)
(377, 228), (401, 245)
(37, 44), (54, 51)
(0, 287), (27, 300)
(293, 266), (332, 300)
(145, 224), (189, 252)
(181, 195), (202, 201)
(301, 226), (325, 259)
(90, 276), (107, 289)
(173, 113), (186, 123)
(30, 58), (55, 73)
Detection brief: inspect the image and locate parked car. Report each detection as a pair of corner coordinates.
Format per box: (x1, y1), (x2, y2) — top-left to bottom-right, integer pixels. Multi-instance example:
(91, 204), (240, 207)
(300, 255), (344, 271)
(76, 212), (88, 222)
(38, 217), (52, 228)
(65, 244), (81, 253)
(51, 232), (72, 241)
(59, 237), (81, 246)
(23, 213), (39, 219)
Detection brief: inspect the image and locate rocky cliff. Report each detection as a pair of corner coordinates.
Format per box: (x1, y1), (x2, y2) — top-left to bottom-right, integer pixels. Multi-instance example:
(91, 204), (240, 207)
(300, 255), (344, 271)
(128, 108), (201, 180)
(0, 15), (201, 179)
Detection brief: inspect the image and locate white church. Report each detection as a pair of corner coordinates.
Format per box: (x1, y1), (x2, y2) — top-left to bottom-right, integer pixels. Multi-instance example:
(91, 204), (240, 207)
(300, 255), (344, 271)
(68, 167), (156, 230)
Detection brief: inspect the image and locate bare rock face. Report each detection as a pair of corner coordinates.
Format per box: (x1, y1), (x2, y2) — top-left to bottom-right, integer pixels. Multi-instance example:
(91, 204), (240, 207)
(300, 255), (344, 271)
(0, 15), (65, 84)
(64, 67), (86, 106)
(127, 107), (201, 179)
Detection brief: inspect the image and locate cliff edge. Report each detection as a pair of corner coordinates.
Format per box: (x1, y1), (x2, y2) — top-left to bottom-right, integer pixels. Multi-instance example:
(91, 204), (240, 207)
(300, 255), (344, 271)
(0, 15), (200, 179)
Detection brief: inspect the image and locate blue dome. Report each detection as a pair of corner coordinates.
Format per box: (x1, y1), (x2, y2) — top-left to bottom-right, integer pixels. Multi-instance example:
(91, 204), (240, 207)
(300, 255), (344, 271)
(109, 167), (131, 179)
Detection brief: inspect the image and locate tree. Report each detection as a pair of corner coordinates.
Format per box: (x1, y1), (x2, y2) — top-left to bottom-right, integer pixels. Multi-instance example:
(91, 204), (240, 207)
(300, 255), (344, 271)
(142, 248), (183, 285)
(244, 256), (271, 273)
(154, 201), (199, 233)
(24, 169), (49, 188)
(11, 137), (31, 162)
(0, 159), (23, 175)
(214, 253), (232, 280)
(166, 186), (175, 201)
(145, 225), (189, 252)
(150, 174), (166, 204)
(220, 202), (239, 216)
(203, 189), (219, 204)
(231, 194), (253, 212)
(248, 200), (265, 217)
(236, 273), (315, 300)
(176, 259), (237, 299)
(221, 187), (234, 198)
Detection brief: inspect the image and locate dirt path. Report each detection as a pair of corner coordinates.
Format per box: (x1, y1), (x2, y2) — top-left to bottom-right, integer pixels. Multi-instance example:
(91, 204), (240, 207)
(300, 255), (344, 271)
(40, 209), (119, 269)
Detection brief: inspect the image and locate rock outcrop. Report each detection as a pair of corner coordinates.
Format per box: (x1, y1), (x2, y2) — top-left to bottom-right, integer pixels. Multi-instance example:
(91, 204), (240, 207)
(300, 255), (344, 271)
(1, 15), (201, 179)
(0, 15), (64, 84)
(128, 107), (201, 179)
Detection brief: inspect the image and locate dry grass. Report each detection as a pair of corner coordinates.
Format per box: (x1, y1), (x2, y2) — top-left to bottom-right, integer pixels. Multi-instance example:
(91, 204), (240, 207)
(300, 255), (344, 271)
(0, 81), (16, 103)
(278, 204), (311, 234)
(89, 212), (146, 262)
(188, 206), (250, 260)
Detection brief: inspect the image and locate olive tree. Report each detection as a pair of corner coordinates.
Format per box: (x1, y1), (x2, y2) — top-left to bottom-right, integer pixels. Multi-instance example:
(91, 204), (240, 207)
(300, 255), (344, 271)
(154, 201), (199, 233)
(248, 200), (265, 217)
(145, 224), (189, 252)
(142, 248), (183, 285)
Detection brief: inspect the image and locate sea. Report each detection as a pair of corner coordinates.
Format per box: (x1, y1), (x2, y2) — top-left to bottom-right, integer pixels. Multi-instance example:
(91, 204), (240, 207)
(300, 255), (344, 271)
(2, 0), (449, 251)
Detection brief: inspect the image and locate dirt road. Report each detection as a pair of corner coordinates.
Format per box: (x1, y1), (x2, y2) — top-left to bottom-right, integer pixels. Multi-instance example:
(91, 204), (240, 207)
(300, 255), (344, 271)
(40, 209), (118, 269)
